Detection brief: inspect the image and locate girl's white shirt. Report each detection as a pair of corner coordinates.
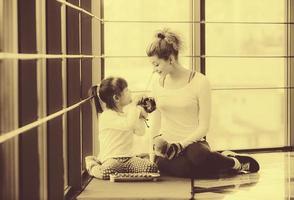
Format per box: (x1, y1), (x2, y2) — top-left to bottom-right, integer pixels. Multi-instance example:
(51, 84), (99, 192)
(97, 105), (145, 163)
(150, 71), (211, 148)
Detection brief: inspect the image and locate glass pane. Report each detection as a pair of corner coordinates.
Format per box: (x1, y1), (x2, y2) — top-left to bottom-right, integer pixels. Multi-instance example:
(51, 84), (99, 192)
(104, 23), (192, 56)
(104, 0), (191, 21)
(207, 89), (286, 151)
(206, 24), (286, 56)
(206, 58), (286, 88)
(206, 0), (288, 150)
(206, 0), (286, 22)
(105, 57), (193, 91)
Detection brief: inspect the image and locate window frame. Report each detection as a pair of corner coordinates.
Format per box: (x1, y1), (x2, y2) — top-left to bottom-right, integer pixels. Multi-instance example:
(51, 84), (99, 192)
(0, 1), (19, 199)
(288, 0), (294, 148)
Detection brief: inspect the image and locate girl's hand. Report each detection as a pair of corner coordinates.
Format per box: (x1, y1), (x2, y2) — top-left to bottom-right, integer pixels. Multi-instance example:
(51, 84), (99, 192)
(133, 94), (147, 105)
(138, 106), (148, 119)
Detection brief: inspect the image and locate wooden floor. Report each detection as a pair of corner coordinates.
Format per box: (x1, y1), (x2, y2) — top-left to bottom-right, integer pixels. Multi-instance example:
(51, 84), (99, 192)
(77, 152), (294, 200)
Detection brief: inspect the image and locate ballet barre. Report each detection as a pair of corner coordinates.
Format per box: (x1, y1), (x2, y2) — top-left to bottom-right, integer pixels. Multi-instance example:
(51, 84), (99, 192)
(0, 53), (103, 60)
(0, 97), (92, 144)
(56, 0), (103, 22)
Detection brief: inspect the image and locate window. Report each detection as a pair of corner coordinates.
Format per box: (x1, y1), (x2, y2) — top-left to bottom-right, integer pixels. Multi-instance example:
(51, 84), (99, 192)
(205, 0), (288, 150)
(103, 0), (291, 151)
(104, 0), (193, 91)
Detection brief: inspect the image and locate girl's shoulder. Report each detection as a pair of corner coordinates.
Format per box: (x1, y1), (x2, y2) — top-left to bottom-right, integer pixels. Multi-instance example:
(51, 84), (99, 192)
(100, 109), (118, 120)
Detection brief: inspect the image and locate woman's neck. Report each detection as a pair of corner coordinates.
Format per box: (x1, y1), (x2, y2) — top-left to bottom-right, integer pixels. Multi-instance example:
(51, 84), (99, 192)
(168, 62), (189, 80)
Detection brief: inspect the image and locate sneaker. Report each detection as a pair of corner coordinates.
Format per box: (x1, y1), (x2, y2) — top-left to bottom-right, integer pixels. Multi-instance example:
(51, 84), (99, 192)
(221, 150), (237, 157)
(85, 156), (101, 175)
(221, 150), (260, 173)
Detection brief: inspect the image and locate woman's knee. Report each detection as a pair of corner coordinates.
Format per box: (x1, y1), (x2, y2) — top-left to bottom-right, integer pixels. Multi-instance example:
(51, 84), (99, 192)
(155, 155), (193, 177)
(185, 142), (211, 165)
(155, 156), (170, 172)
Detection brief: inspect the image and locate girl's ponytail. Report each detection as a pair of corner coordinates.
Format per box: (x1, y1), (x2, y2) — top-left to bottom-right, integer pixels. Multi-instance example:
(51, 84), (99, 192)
(88, 85), (103, 114)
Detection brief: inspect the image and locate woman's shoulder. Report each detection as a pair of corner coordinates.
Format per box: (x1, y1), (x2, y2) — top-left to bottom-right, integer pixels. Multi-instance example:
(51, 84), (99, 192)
(190, 72), (211, 93)
(192, 72), (210, 84)
(194, 71), (207, 79)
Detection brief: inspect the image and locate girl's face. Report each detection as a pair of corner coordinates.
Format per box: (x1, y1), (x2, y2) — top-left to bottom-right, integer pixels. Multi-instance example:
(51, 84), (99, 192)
(118, 87), (132, 107)
(150, 56), (173, 77)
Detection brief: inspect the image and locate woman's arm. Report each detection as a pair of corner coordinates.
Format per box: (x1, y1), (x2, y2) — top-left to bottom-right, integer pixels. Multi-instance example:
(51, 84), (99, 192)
(180, 77), (211, 148)
(148, 108), (162, 162)
(149, 108), (161, 138)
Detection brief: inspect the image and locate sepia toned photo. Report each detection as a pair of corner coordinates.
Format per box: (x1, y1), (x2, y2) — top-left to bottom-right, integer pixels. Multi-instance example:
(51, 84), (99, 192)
(0, 0), (293, 199)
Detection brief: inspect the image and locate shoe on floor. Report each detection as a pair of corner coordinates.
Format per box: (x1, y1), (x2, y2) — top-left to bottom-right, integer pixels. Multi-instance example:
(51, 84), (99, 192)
(221, 150), (260, 173)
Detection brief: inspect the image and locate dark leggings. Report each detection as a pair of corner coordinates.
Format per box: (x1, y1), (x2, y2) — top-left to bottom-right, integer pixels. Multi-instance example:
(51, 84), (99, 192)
(155, 141), (235, 178)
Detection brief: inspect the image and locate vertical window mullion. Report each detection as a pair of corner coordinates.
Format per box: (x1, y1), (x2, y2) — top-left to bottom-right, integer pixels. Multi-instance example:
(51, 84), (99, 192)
(36, 0), (47, 199)
(200, 0), (206, 74)
(100, 0), (105, 80)
(61, 1), (69, 190)
(0, 1), (19, 199)
(289, 0), (294, 148)
(192, 0), (201, 72)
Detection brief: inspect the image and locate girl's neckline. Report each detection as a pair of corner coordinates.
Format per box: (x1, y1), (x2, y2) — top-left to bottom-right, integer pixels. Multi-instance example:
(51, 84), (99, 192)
(159, 71), (196, 90)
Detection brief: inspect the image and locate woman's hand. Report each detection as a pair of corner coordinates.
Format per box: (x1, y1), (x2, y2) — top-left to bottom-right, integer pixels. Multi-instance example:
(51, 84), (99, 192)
(153, 136), (169, 157)
(153, 135), (184, 160)
(166, 143), (184, 160)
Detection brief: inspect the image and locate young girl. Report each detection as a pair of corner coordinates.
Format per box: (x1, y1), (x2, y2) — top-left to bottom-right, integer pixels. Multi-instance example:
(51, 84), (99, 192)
(86, 77), (158, 180)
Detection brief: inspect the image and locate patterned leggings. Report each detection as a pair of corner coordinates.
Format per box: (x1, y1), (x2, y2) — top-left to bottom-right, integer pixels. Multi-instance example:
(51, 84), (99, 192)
(89, 157), (158, 180)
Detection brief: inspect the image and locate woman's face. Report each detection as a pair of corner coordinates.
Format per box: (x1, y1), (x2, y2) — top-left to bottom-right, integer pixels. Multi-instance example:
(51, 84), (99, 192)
(150, 56), (173, 77)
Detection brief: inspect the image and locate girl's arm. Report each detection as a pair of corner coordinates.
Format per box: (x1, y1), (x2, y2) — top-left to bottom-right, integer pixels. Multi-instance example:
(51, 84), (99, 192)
(101, 105), (142, 131)
(133, 118), (146, 136)
(180, 77), (211, 148)
(132, 106), (148, 136)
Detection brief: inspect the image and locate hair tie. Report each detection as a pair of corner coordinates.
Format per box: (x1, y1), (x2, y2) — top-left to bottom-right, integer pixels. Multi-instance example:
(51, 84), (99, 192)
(88, 84), (100, 98)
(89, 84), (103, 114)
(157, 33), (165, 39)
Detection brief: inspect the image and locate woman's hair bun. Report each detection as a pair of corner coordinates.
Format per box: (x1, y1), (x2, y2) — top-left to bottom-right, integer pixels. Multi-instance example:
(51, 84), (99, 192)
(157, 32), (165, 39)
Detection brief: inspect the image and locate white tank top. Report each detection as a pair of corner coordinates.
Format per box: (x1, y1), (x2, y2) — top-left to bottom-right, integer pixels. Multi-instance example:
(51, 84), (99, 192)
(152, 72), (209, 144)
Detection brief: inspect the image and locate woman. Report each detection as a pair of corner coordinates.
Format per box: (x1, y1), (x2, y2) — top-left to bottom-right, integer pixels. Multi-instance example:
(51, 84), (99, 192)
(147, 28), (259, 178)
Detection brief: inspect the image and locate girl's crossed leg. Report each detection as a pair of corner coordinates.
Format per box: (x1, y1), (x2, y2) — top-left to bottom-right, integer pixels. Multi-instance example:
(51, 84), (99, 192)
(88, 158), (126, 180)
(87, 156), (158, 180)
(124, 156), (158, 173)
